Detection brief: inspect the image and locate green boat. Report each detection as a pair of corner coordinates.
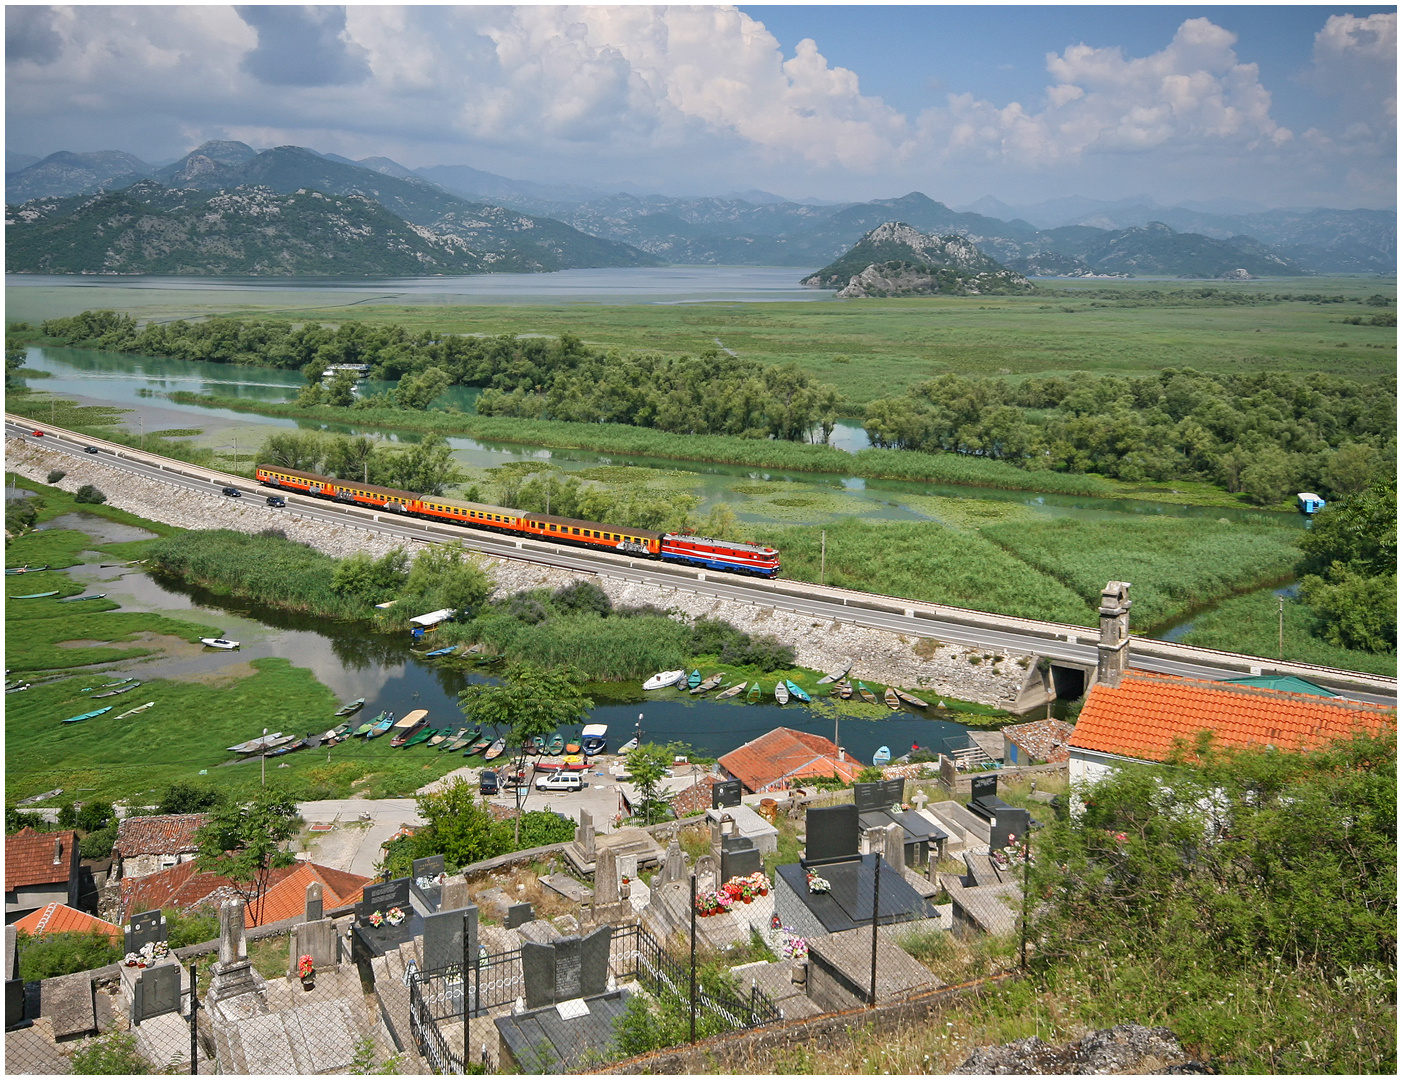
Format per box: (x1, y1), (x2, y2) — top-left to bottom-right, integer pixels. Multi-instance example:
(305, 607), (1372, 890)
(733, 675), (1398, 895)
(59, 593), (107, 602)
(62, 706), (113, 724)
(856, 681), (879, 706)
(465, 737), (492, 756)
(334, 697), (366, 717)
(355, 711), (386, 737)
(746, 681), (762, 703)
(426, 729), (452, 748)
(405, 726), (437, 748)
(687, 669), (702, 689)
(546, 733), (565, 755)
(529, 735), (546, 753)
(443, 727), (472, 752)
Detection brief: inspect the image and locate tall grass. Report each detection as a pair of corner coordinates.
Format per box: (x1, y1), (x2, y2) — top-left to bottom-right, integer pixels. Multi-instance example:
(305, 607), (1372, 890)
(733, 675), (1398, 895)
(980, 517), (1303, 629)
(468, 610), (693, 681)
(750, 518), (1093, 625)
(852, 448), (1114, 495)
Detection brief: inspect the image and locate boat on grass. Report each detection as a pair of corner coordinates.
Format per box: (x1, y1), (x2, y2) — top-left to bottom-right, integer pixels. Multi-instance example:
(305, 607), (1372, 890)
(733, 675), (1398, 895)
(366, 712), (396, 739)
(893, 688), (930, 709)
(334, 697), (366, 717)
(62, 706), (113, 724)
(227, 731), (282, 753)
(872, 745), (891, 767)
(856, 682), (879, 705)
(356, 711), (386, 736)
(643, 670), (686, 690)
(581, 724), (608, 756)
(691, 673), (724, 695)
(687, 669), (702, 689)
(115, 701), (155, 719)
(92, 683), (139, 698)
(884, 687), (901, 709)
(442, 727), (471, 751)
(785, 680), (812, 703)
(390, 709), (429, 747)
(834, 681), (852, 700)
(715, 682), (745, 700)
(465, 737), (491, 756)
(483, 737), (507, 761)
(14, 591), (59, 599)
(200, 638), (240, 650)
(331, 721), (352, 738)
(59, 593), (107, 603)
(817, 663), (852, 685)
(404, 726), (437, 748)
(6, 564), (49, 575)
(774, 681), (790, 705)
(746, 682), (761, 703)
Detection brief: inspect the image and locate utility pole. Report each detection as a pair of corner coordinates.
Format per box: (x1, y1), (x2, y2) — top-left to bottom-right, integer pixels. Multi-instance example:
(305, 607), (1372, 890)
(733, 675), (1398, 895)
(689, 872), (698, 1044)
(1277, 595), (1285, 660)
(869, 855), (881, 1005)
(820, 530), (826, 584)
(260, 727), (267, 788)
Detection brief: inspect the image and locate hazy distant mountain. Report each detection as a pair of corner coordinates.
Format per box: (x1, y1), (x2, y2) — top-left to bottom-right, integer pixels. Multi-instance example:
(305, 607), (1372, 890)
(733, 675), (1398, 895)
(414, 163), (604, 211)
(6, 150), (154, 203)
(6, 152), (40, 174)
(802, 222), (1033, 297)
(1028, 221), (1308, 278)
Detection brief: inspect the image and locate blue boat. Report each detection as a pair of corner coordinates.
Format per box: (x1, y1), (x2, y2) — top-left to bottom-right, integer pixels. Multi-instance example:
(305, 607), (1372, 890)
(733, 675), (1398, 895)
(687, 669), (702, 689)
(14, 591), (58, 599)
(62, 706), (113, 724)
(421, 646), (455, 658)
(59, 593), (107, 602)
(784, 680), (812, 703)
(872, 745), (891, 767)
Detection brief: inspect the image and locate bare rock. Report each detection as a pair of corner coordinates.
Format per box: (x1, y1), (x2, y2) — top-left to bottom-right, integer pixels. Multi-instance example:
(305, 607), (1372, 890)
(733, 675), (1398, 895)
(953, 1023), (1212, 1074)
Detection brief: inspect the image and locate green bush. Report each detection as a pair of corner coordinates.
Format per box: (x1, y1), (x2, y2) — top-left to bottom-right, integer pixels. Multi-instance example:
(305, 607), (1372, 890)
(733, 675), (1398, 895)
(73, 484), (106, 504)
(79, 824), (118, 860)
(67, 1030), (153, 1074)
(515, 811), (576, 849)
(157, 781), (226, 816)
(165, 906), (220, 949)
(76, 801), (114, 833)
(16, 929), (123, 981)
(46, 470), (65, 484)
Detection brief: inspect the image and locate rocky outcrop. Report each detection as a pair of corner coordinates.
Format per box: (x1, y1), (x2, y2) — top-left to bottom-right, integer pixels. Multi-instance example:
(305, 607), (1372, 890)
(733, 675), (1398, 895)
(804, 222), (1032, 297)
(954, 1024), (1213, 1074)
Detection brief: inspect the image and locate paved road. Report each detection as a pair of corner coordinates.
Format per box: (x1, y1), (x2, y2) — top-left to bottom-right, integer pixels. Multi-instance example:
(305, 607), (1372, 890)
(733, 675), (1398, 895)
(10, 418), (1394, 706)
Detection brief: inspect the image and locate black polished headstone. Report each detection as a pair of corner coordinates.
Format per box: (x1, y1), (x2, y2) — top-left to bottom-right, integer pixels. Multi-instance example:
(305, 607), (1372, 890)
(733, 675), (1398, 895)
(806, 804), (860, 863)
(505, 903), (535, 929)
(357, 878), (411, 924)
(521, 926), (612, 1010)
(720, 835), (762, 882)
(5, 979), (25, 1030)
(970, 774), (998, 807)
(712, 779), (743, 809)
(131, 964), (180, 1026)
(412, 854), (445, 880)
(992, 806), (1032, 848)
(579, 925), (611, 998)
(422, 905), (478, 974)
(124, 910), (166, 956)
(853, 778), (906, 813)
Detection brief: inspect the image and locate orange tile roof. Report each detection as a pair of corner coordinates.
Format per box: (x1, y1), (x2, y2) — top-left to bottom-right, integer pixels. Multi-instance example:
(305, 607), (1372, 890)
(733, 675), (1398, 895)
(114, 813), (208, 857)
(244, 862), (371, 926)
(6, 828), (78, 889)
(719, 727), (856, 793)
(1072, 672), (1396, 764)
(13, 903), (121, 943)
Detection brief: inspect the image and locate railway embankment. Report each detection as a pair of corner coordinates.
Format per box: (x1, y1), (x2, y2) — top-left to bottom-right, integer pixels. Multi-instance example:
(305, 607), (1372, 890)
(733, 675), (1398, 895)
(6, 437), (1036, 708)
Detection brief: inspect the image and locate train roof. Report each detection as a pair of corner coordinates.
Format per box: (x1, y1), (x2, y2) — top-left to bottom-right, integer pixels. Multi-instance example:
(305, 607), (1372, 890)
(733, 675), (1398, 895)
(257, 465), (417, 504)
(523, 512), (663, 541)
(425, 494), (522, 517)
(664, 532), (777, 555)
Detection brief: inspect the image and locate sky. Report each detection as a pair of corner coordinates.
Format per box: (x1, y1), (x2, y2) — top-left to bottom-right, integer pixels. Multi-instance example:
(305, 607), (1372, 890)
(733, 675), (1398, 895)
(5, 4), (1396, 210)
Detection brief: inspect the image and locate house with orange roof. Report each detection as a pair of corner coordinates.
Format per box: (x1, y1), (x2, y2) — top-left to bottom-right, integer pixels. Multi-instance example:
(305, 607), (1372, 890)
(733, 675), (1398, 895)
(718, 727), (863, 794)
(12, 902), (121, 943)
(242, 861), (370, 927)
(1068, 671), (1396, 786)
(112, 813), (208, 881)
(5, 828), (81, 920)
(118, 857), (371, 928)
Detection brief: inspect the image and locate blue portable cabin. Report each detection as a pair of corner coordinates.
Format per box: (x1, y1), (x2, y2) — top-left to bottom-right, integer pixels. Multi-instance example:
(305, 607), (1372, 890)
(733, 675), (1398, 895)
(1296, 492), (1326, 515)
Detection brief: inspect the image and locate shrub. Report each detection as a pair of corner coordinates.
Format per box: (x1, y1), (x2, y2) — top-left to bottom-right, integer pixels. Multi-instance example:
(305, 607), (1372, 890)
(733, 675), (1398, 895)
(165, 906), (220, 949)
(47, 470), (66, 483)
(515, 810), (576, 848)
(67, 1030), (152, 1075)
(552, 579), (612, 617)
(73, 484), (106, 504)
(158, 781), (225, 816)
(57, 801), (78, 828)
(79, 823), (118, 860)
(16, 929), (123, 981)
(76, 801), (114, 833)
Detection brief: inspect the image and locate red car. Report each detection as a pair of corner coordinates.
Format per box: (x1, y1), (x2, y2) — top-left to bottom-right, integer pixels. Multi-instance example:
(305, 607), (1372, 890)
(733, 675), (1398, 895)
(31, 430), (44, 437)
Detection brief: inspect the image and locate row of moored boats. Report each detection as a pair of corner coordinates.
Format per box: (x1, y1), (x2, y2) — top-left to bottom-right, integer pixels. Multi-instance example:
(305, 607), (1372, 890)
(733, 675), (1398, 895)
(643, 663), (938, 711)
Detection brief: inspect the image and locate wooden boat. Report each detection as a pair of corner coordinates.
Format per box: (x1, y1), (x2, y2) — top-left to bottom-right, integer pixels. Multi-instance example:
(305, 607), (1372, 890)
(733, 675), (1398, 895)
(617, 736), (639, 754)
(872, 745), (891, 767)
(331, 722), (352, 738)
(690, 672), (724, 695)
(465, 737), (491, 756)
(426, 729), (450, 748)
(564, 740), (581, 755)
(475, 654), (505, 666)
(529, 735), (546, 753)
(200, 638), (240, 650)
(774, 681), (789, 705)
(483, 737), (506, 761)
(785, 680), (812, 703)
(356, 711), (386, 736)
(92, 683), (139, 698)
(99, 677), (137, 688)
(443, 728), (472, 752)
(884, 687), (901, 710)
(115, 701), (155, 719)
(581, 724), (607, 756)
(547, 734), (565, 755)
(62, 706), (113, 723)
(893, 688), (931, 709)
(265, 739), (308, 758)
(404, 726), (437, 748)
(856, 682), (879, 705)
(390, 710), (429, 747)
(14, 591), (59, 599)
(227, 731), (282, 753)
(59, 593), (107, 602)
(258, 734), (298, 753)
(817, 663), (852, 685)
(643, 669), (686, 690)
(334, 697), (366, 717)
(6, 564), (49, 575)
(746, 682), (761, 703)
(715, 682), (745, 700)
(5, 683), (30, 694)
(687, 669), (702, 690)
(366, 712), (396, 739)
(420, 646), (455, 658)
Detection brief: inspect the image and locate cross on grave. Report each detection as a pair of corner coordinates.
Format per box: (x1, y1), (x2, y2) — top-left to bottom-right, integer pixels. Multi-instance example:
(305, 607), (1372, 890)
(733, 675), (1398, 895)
(912, 790), (929, 812)
(124, 909), (166, 956)
(519, 926), (612, 1010)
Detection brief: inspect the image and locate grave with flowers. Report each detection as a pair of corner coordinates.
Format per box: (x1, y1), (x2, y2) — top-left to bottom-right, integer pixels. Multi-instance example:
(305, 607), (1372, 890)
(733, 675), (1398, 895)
(350, 877), (419, 963)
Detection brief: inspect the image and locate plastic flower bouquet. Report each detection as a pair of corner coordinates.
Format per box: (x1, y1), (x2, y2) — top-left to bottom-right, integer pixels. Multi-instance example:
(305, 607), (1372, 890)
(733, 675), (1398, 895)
(297, 954), (315, 979)
(806, 872), (831, 894)
(778, 933), (808, 961)
(368, 910), (385, 927)
(386, 906), (406, 926)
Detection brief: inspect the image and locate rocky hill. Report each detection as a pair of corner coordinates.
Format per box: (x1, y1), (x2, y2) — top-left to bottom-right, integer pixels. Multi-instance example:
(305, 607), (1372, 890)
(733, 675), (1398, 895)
(802, 223), (1033, 297)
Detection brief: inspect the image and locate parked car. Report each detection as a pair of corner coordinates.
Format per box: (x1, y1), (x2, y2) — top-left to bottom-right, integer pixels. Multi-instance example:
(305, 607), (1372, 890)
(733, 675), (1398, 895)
(221, 486), (241, 498)
(535, 770), (585, 793)
(83, 445), (99, 454)
(479, 770), (499, 796)
(265, 495), (286, 507)
(31, 430), (43, 437)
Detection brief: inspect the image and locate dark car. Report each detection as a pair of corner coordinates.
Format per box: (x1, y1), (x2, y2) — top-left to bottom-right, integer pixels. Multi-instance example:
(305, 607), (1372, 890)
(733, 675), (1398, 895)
(265, 495), (286, 508)
(83, 445), (99, 454)
(479, 770), (499, 796)
(221, 486), (241, 498)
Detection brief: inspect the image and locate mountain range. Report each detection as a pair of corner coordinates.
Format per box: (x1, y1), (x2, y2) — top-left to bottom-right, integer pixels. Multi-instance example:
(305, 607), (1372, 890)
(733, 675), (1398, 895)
(6, 143), (1394, 278)
(802, 223), (1033, 297)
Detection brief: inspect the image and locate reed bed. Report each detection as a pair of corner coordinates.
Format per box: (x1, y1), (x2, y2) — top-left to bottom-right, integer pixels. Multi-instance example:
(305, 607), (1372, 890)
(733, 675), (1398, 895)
(468, 610), (693, 681)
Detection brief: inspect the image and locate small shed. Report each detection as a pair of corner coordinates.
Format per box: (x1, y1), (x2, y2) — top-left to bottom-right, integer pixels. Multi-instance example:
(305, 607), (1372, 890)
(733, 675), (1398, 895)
(1001, 719), (1076, 767)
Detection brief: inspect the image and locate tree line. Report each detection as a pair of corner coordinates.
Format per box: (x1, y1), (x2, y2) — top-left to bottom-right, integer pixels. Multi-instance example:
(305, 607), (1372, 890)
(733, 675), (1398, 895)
(863, 368), (1396, 504)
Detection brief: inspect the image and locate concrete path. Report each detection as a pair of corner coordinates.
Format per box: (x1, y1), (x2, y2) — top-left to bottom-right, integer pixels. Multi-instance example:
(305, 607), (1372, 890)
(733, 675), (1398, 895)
(297, 799), (423, 878)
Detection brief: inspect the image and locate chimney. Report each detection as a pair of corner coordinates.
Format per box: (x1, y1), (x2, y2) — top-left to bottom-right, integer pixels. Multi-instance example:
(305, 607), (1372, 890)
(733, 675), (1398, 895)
(838, 748), (845, 762)
(53, 837), (63, 865)
(1097, 581), (1132, 689)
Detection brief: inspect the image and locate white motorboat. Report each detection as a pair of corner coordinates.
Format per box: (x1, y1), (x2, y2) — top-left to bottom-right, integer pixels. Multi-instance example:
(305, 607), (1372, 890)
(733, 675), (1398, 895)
(581, 724), (608, 756)
(616, 736), (639, 754)
(642, 669), (685, 690)
(201, 637), (240, 650)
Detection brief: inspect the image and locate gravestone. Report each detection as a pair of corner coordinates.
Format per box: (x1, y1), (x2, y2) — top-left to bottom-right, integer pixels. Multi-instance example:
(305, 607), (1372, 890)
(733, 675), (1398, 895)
(505, 903), (535, 929)
(659, 841), (686, 885)
(854, 778), (906, 813)
(695, 855), (719, 894)
(124, 909), (166, 956)
(806, 804), (860, 862)
(411, 854), (446, 910)
(289, 919), (337, 975)
(712, 779), (742, 809)
(519, 926), (612, 1010)
(970, 774), (998, 810)
(720, 835), (762, 883)
(422, 904), (478, 974)
(575, 810), (595, 861)
(412, 854), (445, 881)
(617, 854), (638, 886)
(5, 924), (24, 1030)
(353, 877), (416, 962)
(441, 873), (471, 912)
(912, 790), (929, 812)
(939, 754), (958, 790)
(131, 963), (180, 1026)
(304, 882), (323, 924)
(358, 877), (411, 923)
(882, 822), (906, 874)
(593, 847), (619, 906)
(208, 898), (260, 1004)
(992, 806), (1031, 849)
